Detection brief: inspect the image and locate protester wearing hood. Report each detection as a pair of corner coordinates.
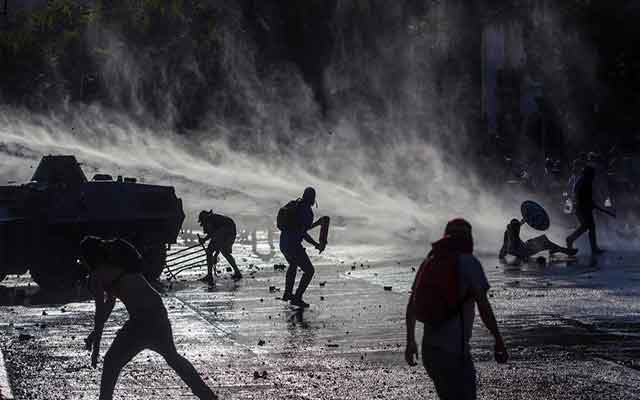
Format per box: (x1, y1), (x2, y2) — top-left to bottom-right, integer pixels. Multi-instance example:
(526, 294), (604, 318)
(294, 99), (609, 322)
(405, 219), (508, 400)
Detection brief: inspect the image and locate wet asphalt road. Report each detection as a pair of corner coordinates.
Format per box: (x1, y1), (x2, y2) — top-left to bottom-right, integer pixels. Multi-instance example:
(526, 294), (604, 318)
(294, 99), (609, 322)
(1, 242), (639, 399)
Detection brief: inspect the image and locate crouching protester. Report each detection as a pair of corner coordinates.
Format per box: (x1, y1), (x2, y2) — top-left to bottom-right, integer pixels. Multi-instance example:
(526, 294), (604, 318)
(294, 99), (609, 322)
(197, 210), (242, 283)
(80, 236), (218, 400)
(405, 219), (508, 400)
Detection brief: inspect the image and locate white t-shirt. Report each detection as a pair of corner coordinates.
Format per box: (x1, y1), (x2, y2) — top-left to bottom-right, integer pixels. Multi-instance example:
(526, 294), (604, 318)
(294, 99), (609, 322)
(419, 254), (490, 354)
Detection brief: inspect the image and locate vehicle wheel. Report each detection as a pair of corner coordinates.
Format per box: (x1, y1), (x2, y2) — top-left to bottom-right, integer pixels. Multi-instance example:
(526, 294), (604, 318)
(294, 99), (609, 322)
(30, 239), (84, 291)
(141, 243), (166, 282)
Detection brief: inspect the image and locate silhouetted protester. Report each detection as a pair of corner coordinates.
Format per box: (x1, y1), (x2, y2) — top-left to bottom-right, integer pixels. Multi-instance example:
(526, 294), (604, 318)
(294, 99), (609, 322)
(79, 236), (217, 400)
(277, 187), (328, 308)
(499, 219), (577, 262)
(566, 166), (608, 254)
(198, 210), (242, 282)
(405, 219), (508, 400)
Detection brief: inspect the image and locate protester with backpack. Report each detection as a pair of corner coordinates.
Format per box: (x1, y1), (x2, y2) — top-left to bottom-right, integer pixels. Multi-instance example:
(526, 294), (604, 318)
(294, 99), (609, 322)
(404, 219), (508, 400)
(277, 187), (329, 308)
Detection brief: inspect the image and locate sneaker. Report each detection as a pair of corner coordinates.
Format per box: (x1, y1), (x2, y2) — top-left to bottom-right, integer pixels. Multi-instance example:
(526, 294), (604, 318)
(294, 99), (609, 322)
(290, 298), (310, 308)
(199, 275), (214, 283)
(232, 272), (243, 281)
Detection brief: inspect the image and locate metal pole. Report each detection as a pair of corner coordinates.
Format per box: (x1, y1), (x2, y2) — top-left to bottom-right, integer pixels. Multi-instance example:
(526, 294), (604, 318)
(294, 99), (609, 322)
(166, 247), (205, 264)
(166, 252), (206, 268)
(166, 243), (201, 257)
(164, 265), (178, 281)
(172, 262), (207, 275)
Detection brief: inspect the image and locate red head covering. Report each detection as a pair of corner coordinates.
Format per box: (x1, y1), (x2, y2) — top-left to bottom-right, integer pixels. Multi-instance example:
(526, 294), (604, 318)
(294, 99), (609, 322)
(434, 218), (474, 254)
(412, 218), (473, 324)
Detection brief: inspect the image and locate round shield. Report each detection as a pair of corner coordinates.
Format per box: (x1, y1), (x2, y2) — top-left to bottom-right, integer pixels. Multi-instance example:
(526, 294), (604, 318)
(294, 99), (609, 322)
(521, 200), (550, 231)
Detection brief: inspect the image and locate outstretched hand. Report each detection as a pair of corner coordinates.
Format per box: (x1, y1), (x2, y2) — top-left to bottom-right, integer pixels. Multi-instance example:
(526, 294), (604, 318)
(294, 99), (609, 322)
(84, 331), (95, 351)
(404, 340), (419, 366)
(494, 338), (509, 364)
(91, 343), (100, 368)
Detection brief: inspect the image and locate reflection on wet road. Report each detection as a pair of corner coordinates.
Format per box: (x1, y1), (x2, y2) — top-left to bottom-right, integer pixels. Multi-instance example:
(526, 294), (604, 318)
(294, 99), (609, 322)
(1, 244), (640, 399)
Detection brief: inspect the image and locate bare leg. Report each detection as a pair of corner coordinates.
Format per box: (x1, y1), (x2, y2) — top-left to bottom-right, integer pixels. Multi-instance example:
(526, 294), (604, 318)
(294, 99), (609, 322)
(204, 242), (216, 281)
(152, 322), (217, 399)
(221, 250), (241, 278)
(284, 261), (297, 298)
(99, 322), (144, 400)
(293, 251), (315, 301)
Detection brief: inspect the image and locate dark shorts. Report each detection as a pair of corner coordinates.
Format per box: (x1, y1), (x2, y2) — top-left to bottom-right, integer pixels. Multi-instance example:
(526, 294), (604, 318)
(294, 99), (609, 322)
(422, 345), (476, 400)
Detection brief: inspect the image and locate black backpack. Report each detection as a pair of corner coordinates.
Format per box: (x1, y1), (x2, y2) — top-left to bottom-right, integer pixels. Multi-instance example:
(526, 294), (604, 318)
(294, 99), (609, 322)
(277, 199), (301, 231)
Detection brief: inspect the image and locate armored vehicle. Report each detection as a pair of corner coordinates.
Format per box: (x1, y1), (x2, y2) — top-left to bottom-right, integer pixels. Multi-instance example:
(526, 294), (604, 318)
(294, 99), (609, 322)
(0, 155), (184, 289)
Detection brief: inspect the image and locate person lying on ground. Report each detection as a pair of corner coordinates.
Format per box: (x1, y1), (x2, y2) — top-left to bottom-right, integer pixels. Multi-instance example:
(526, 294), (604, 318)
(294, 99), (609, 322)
(499, 218), (577, 263)
(80, 236), (218, 400)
